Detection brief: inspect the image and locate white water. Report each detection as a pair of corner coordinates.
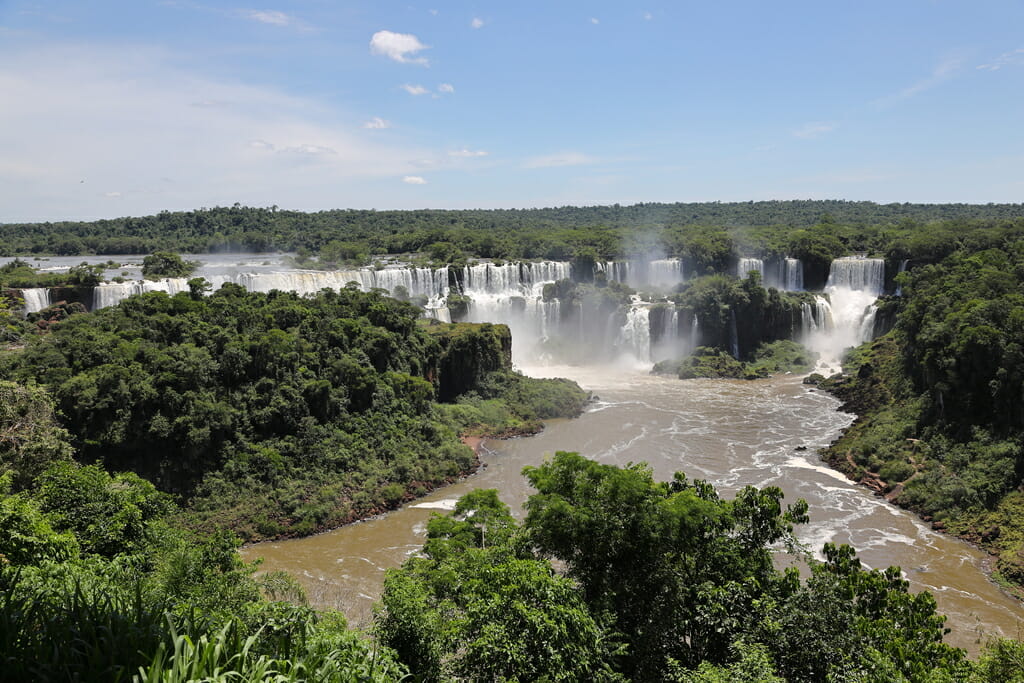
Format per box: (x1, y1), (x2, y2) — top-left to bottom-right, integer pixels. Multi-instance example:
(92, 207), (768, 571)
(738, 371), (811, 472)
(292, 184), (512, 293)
(803, 257), (885, 373)
(19, 253), (883, 371)
(598, 258), (685, 289)
(784, 257), (804, 291)
(20, 288), (51, 313)
(738, 257), (764, 280)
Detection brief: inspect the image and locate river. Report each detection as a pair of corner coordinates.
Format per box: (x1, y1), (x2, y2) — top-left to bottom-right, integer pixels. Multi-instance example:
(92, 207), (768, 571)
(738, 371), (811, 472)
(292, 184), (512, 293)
(242, 364), (1024, 655)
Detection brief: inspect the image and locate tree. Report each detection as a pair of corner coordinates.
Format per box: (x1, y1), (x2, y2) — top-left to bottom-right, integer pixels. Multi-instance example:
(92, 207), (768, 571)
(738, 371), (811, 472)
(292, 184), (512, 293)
(142, 251), (198, 279)
(377, 488), (622, 682)
(522, 451), (808, 679)
(0, 381), (74, 490)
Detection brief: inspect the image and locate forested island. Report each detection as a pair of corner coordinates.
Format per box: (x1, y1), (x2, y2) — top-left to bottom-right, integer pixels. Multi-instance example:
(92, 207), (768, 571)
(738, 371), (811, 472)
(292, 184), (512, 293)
(3, 200), (1024, 680)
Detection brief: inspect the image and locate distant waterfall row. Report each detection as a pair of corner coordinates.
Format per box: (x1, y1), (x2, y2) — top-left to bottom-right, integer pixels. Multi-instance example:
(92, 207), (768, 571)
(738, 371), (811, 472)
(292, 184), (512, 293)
(17, 255), (887, 369)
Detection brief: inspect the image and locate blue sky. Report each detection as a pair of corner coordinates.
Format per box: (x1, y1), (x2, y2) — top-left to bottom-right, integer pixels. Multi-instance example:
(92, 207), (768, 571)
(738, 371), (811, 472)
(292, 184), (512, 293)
(1, 0), (1022, 221)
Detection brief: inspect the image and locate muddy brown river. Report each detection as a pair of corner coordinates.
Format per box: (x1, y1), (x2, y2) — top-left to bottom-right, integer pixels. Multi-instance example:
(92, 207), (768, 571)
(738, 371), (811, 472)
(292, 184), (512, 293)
(242, 365), (1024, 655)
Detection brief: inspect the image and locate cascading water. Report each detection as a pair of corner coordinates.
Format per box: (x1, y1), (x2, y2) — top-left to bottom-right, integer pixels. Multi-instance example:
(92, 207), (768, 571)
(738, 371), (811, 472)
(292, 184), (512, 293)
(460, 262), (570, 364)
(650, 308), (680, 362)
(90, 266), (453, 315)
(784, 258), (804, 291)
(598, 259), (684, 288)
(691, 314), (700, 350)
(803, 257), (885, 372)
(737, 258), (763, 280)
(647, 259), (685, 288)
(20, 288), (51, 313)
(93, 279), (191, 310)
(598, 261), (631, 285)
(617, 305), (651, 363)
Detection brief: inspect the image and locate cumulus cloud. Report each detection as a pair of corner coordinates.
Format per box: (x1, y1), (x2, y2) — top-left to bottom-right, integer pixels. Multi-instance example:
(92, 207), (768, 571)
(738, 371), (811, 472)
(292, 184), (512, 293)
(590, 17), (600, 24)
(247, 10), (292, 26)
(448, 148), (487, 158)
(401, 83), (429, 96)
(370, 30), (430, 65)
(792, 122), (838, 139)
(977, 47), (1024, 71)
(524, 152), (597, 168)
(437, 83), (454, 93)
(643, 12), (653, 20)
(402, 175), (427, 184)
(363, 117), (391, 129)
(471, 17), (484, 29)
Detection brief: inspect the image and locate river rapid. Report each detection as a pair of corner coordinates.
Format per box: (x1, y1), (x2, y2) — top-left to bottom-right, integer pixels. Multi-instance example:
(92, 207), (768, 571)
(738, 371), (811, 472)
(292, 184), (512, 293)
(243, 364), (1024, 655)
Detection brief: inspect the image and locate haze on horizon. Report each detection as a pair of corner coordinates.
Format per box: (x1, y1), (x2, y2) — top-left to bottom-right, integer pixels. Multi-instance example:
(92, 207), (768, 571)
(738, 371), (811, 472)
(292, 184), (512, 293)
(1, 0), (1022, 222)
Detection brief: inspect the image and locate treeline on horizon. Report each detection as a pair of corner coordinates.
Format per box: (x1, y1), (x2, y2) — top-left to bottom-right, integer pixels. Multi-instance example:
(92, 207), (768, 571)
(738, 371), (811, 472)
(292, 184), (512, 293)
(5, 200), (1024, 262)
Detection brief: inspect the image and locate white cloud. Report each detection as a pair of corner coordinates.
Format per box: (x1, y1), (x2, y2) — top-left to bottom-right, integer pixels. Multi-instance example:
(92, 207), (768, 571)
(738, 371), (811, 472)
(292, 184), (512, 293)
(900, 58), (962, 98)
(104, 191), (122, 198)
(281, 144), (336, 156)
(363, 117), (391, 129)
(449, 149), (487, 158)
(403, 175), (427, 184)
(524, 152), (597, 168)
(437, 83), (454, 93)
(247, 9), (292, 26)
(977, 47), (1024, 71)
(471, 17), (484, 29)
(0, 44), (436, 220)
(643, 12), (653, 20)
(401, 83), (429, 96)
(590, 17), (600, 25)
(792, 122), (838, 139)
(875, 57), (964, 107)
(429, 9), (438, 16)
(370, 30), (430, 66)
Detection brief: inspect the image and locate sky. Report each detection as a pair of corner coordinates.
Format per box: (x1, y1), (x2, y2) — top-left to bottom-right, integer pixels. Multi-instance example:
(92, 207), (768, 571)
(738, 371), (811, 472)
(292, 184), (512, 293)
(1, 0), (1023, 221)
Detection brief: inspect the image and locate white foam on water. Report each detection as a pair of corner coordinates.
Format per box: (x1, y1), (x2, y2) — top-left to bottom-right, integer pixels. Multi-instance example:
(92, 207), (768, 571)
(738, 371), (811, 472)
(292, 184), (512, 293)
(409, 499), (459, 510)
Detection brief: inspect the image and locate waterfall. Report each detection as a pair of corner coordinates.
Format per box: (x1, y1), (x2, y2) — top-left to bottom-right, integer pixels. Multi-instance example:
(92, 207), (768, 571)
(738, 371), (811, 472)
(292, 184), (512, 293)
(460, 262), (570, 364)
(664, 309), (679, 347)
(650, 307), (681, 362)
(804, 257), (885, 372)
(825, 257), (885, 297)
(737, 258), (763, 280)
(599, 261), (631, 285)
(858, 305), (878, 341)
(93, 278), (191, 310)
(20, 288), (51, 313)
(90, 266), (453, 313)
(617, 306), (651, 362)
(647, 259), (685, 287)
(598, 259), (683, 288)
(784, 258), (804, 291)
(691, 314), (700, 350)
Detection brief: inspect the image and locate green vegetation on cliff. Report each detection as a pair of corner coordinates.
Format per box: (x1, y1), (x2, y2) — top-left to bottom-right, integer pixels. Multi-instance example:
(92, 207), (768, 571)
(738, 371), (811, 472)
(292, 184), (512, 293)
(821, 241), (1024, 595)
(0, 286), (585, 540)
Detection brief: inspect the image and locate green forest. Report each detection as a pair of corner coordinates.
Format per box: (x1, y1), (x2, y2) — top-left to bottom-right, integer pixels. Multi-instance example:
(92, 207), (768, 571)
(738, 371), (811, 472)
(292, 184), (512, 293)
(3, 201), (1024, 680)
